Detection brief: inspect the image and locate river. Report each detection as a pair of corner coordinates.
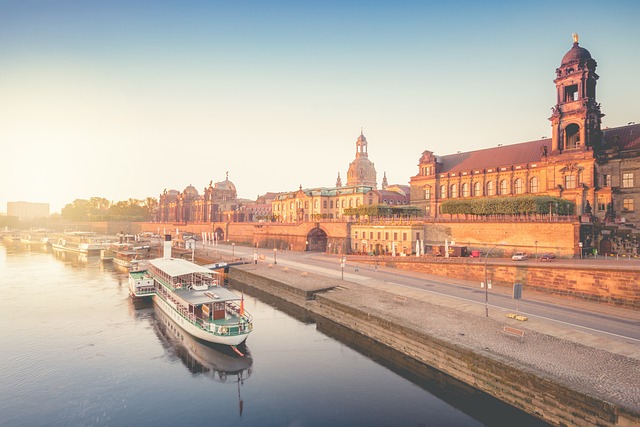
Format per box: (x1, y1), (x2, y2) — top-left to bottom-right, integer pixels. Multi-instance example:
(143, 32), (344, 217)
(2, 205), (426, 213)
(0, 243), (547, 426)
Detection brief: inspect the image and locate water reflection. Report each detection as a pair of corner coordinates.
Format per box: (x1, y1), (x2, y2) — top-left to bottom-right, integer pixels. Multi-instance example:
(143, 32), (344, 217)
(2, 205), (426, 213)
(316, 318), (549, 426)
(136, 298), (253, 415)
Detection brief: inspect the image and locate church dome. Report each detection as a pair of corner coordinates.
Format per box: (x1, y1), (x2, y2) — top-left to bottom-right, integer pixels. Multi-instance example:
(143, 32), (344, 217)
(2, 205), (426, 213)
(215, 179), (236, 193)
(183, 184), (199, 197)
(561, 41), (591, 66)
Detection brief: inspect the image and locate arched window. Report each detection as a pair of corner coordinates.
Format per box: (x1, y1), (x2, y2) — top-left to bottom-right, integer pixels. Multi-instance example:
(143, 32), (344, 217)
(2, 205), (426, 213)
(461, 183), (470, 197)
(450, 184), (458, 198)
(473, 181), (482, 197)
(514, 178), (524, 194)
(530, 176), (539, 193)
(439, 185), (447, 199)
(564, 123), (581, 149)
(499, 180), (509, 195)
(486, 181), (495, 196)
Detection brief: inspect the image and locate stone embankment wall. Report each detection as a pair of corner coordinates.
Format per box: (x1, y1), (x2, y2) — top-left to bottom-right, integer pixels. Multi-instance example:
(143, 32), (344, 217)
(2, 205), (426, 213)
(423, 221), (579, 257)
(229, 267), (639, 427)
(371, 258), (640, 309)
(311, 296), (631, 427)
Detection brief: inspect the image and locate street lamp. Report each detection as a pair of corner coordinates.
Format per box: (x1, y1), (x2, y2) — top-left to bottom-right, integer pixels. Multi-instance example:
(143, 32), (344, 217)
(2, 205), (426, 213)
(483, 243), (504, 317)
(273, 248), (277, 265)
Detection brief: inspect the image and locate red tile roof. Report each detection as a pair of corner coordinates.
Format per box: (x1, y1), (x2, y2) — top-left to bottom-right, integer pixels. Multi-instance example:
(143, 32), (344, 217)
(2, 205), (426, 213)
(438, 139), (549, 173)
(603, 123), (640, 151)
(435, 123), (639, 174)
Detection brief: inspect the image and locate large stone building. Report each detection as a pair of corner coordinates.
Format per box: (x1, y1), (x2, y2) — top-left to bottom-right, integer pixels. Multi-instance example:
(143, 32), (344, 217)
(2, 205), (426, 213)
(157, 173), (241, 223)
(272, 131), (410, 223)
(409, 35), (639, 254)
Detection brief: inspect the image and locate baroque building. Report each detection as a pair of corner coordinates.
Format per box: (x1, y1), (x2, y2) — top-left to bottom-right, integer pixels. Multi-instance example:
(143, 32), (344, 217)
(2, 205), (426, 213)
(409, 35), (639, 255)
(157, 173), (240, 223)
(272, 131), (409, 223)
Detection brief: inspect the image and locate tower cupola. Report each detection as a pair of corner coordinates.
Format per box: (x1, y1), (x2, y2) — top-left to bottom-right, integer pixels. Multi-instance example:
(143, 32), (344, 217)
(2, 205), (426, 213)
(549, 34), (604, 153)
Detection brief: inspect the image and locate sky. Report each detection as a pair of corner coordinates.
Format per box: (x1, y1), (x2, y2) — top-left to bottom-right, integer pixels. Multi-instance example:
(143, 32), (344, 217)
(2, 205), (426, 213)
(1, 0), (639, 214)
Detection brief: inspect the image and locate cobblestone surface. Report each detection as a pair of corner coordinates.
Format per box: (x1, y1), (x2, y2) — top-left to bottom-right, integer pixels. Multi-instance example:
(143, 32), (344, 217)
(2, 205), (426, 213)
(236, 262), (640, 412)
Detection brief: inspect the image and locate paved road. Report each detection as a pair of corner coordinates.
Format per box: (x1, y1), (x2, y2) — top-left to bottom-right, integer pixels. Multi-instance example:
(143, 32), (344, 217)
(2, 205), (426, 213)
(201, 243), (640, 345)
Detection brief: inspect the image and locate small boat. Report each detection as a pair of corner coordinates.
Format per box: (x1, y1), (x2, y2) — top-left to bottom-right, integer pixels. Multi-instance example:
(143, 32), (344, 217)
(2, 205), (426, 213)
(100, 247), (114, 262)
(113, 246), (149, 270)
(129, 236), (253, 347)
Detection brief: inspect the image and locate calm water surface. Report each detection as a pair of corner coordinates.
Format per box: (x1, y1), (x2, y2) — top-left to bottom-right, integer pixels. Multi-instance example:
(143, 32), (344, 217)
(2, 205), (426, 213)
(0, 243), (546, 426)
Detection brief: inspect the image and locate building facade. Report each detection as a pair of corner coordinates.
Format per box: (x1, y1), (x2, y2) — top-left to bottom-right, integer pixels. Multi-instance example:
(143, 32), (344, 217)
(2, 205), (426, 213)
(157, 174), (240, 223)
(411, 38), (637, 220)
(409, 35), (639, 255)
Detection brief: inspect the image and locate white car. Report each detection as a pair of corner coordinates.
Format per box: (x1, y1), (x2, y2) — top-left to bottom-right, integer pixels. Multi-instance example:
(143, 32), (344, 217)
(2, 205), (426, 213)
(511, 252), (528, 261)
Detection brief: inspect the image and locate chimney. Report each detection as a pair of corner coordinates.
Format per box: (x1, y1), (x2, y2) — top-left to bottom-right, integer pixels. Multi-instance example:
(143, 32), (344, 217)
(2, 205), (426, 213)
(163, 234), (172, 259)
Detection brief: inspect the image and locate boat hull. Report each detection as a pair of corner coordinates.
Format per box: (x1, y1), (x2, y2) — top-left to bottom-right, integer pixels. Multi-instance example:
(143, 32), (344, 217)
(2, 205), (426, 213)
(153, 294), (249, 346)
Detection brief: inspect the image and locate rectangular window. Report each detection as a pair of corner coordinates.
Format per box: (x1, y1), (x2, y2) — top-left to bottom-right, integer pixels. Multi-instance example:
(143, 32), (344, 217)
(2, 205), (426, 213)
(565, 84), (578, 102)
(369, 232), (373, 239)
(393, 232), (398, 240)
(385, 232), (389, 240)
(623, 198), (634, 212)
(597, 195), (606, 212)
(354, 231), (358, 239)
(564, 175), (576, 189)
(424, 188), (431, 200)
(603, 174), (611, 187)
(622, 172), (634, 188)
(402, 233), (407, 241)
(377, 232), (381, 239)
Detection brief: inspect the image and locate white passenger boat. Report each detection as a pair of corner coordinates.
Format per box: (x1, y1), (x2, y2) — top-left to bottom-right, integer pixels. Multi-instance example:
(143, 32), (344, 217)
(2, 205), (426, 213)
(129, 236), (253, 347)
(51, 232), (104, 254)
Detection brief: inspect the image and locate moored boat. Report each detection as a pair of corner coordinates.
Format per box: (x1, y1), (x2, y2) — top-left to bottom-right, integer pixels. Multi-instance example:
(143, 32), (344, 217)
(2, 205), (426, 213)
(129, 236), (253, 347)
(51, 232), (104, 255)
(113, 246), (150, 270)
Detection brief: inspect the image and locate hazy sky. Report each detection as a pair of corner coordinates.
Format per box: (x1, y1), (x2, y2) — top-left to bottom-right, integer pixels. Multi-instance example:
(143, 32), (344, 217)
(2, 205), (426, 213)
(2, 0), (639, 214)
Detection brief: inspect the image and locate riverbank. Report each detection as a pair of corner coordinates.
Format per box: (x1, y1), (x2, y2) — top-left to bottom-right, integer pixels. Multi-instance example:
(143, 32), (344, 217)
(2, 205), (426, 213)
(227, 261), (639, 427)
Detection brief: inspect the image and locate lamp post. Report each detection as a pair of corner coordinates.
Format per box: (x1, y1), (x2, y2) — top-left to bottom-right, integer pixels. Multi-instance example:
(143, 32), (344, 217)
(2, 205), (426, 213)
(273, 248), (277, 265)
(483, 243), (503, 318)
(232, 242), (235, 257)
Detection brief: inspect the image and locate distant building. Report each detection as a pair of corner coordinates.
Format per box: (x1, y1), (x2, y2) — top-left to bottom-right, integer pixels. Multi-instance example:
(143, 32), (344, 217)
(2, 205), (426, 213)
(272, 131), (410, 222)
(157, 173), (240, 223)
(7, 201), (50, 221)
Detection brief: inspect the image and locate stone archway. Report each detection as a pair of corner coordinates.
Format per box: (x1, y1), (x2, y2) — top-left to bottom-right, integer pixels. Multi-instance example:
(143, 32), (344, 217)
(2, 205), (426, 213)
(306, 227), (328, 252)
(214, 227), (225, 242)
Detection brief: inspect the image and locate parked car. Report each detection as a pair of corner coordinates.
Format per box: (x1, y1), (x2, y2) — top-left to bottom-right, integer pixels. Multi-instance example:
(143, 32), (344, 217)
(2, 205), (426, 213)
(511, 252), (528, 261)
(539, 253), (556, 261)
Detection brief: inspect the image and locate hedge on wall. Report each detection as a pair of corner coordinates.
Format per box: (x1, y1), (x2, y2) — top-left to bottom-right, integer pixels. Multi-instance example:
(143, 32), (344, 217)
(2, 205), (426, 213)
(440, 196), (575, 216)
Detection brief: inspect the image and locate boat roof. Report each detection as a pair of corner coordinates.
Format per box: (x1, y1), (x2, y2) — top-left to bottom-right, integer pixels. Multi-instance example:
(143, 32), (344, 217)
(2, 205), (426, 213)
(149, 257), (218, 277)
(174, 286), (241, 305)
